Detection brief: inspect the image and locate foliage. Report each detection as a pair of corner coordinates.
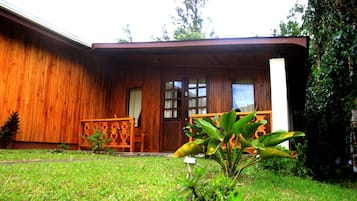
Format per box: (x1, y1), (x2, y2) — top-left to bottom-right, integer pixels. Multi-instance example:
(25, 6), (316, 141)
(272, 1), (306, 36)
(177, 166), (242, 201)
(174, 110), (305, 195)
(117, 24), (133, 43)
(87, 130), (111, 153)
(303, 0), (357, 180)
(258, 144), (312, 177)
(171, 0), (215, 41)
(0, 112), (20, 148)
(58, 143), (69, 150)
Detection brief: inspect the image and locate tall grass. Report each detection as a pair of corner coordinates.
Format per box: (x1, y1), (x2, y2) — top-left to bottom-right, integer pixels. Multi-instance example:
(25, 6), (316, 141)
(0, 149), (356, 200)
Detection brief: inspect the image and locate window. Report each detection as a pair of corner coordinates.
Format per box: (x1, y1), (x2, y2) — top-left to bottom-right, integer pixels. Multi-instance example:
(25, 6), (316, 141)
(164, 81), (182, 118)
(163, 79), (207, 119)
(128, 88), (142, 127)
(232, 81), (254, 112)
(187, 79), (207, 116)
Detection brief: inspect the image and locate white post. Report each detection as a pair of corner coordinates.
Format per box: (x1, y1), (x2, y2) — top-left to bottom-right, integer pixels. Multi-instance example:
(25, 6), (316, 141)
(269, 58), (289, 149)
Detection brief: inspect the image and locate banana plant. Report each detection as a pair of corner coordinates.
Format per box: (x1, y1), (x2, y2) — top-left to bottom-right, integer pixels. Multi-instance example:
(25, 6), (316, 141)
(173, 110), (305, 186)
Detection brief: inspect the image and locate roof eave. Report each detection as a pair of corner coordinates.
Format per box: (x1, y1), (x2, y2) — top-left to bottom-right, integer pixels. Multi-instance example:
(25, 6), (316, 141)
(0, 3), (91, 50)
(92, 37), (308, 51)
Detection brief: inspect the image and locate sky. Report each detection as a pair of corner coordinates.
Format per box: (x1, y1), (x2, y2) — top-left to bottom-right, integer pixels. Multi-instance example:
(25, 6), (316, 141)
(0, 0), (306, 45)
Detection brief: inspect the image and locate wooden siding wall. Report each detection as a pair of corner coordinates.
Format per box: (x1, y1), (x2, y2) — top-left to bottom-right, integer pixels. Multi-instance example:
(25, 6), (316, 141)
(0, 18), (113, 145)
(109, 65), (161, 152)
(207, 65), (271, 113)
(107, 62), (272, 152)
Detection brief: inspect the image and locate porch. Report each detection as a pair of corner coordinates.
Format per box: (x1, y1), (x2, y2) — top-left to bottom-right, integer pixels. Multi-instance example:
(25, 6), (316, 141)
(78, 111), (273, 152)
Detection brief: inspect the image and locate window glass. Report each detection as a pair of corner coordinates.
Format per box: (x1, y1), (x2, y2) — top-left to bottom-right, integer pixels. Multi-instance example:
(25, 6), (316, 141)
(198, 97), (206, 107)
(189, 99), (196, 107)
(198, 108), (207, 114)
(174, 81), (182, 89)
(165, 82), (172, 89)
(198, 88), (206, 97)
(164, 110), (172, 118)
(198, 79), (206, 87)
(188, 89), (196, 97)
(232, 83), (254, 112)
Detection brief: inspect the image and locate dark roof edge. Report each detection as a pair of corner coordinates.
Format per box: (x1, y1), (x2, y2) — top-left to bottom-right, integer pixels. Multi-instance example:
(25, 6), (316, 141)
(0, 3), (91, 50)
(92, 37), (308, 50)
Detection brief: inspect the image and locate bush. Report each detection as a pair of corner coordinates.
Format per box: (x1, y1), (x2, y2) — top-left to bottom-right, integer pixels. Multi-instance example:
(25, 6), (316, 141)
(177, 166), (242, 201)
(87, 130), (111, 153)
(0, 112), (20, 148)
(258, 145), (312, 177)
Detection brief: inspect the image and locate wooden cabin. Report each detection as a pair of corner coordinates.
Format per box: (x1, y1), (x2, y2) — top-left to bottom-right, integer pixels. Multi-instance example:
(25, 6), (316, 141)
(0, 6), (308, 152)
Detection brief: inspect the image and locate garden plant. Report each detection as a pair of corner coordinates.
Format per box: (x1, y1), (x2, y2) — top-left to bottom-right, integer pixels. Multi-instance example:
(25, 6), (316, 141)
(0, 111), (19, 148)
(174, 110), (305, 200)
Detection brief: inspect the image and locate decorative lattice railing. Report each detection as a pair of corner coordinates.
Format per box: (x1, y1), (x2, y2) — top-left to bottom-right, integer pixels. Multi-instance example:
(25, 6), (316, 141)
(79, 117), (136, 152)
(189, 111), (272, 142)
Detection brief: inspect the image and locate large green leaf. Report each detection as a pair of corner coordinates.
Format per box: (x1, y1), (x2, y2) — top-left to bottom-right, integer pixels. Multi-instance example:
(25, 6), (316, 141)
(220, 109), (236, 133)
(206, 139), (222, 155)
(238, 134), (252, 147)
(259, 147), (295, 159)
(199, 119), (223, 141)
(239, 119), (267, 139)
(173, 141), (202, 158)
(259, 130), (305, 147)
(231, 112), (256, 135)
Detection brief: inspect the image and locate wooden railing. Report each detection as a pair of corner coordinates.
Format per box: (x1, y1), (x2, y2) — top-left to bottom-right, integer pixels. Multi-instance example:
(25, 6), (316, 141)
(79, 117), (137, 152)
(189, 111), (272, 139)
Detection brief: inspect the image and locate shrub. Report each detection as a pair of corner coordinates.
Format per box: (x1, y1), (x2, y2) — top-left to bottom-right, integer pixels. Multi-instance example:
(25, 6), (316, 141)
(177, 166), (242, 201)
(87, 130), (111, 153)
(0, 112), (20, 148)
(258, 143), (312, 177)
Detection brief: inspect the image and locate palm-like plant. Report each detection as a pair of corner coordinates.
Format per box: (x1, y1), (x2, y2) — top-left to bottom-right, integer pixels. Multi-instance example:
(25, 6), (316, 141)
(174, 110), (305, 186)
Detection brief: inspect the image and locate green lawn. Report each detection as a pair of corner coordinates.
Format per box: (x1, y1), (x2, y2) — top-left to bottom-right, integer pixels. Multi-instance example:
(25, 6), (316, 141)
(0, 149), (356, 200)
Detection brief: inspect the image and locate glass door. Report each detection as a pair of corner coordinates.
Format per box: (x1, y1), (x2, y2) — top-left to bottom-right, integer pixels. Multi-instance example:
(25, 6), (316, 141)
(161, 78), (207, 151)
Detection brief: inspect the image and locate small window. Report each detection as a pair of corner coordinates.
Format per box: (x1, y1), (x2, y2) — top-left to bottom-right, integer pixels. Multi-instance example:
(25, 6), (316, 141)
(128, 88), (142, 127)
(232, 81), (254, 112)
(164, 81), (182, 118)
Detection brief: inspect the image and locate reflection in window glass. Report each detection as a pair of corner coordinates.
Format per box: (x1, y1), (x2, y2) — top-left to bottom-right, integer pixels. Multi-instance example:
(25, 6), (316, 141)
(164, 101), (171, 109)
(188, 109), (196, 116)
(174, 81), (182, 89)
(164, 110), (172, 118)
(232, 83), (254, 112)
(198, 97), (206, 107)
(188, 89), (196, 97)
(198, 79), (206, 87)
(198, 88), (206, 97)
(198, 108), (207, 114)
(165, 82), (172, 89)
(189, 99), (196, 107)
(165, 91), (172, 99)
(188, 80), (196, 88)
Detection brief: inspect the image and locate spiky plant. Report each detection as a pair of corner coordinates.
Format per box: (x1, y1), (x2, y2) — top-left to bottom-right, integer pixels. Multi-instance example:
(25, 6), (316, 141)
(0, 112), (20, 148)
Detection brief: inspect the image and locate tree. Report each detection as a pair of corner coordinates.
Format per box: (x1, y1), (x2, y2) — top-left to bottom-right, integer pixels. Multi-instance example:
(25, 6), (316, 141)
(151, 25), (171, 41)
(273, 1), (305, 36)
(303, 0), (357, 180)
(117, 24), (133, 43)
(171, 0), (214, 41)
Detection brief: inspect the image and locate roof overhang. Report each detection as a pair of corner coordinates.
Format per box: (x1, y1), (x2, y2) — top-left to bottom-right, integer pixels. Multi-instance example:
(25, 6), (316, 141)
(0, 3), (91, 49)
(92, 37), (308, 55)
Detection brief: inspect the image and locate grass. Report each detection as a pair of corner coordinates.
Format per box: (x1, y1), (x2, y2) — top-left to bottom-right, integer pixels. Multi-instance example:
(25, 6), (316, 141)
(0, 149), (356, 200)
